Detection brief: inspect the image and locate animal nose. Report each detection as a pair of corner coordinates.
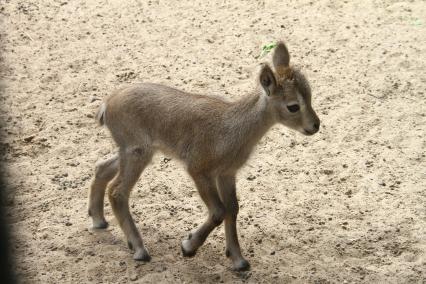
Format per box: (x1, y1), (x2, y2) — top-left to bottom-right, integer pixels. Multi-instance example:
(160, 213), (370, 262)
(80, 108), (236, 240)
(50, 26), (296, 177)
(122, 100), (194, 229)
(313, 122), (320, 131)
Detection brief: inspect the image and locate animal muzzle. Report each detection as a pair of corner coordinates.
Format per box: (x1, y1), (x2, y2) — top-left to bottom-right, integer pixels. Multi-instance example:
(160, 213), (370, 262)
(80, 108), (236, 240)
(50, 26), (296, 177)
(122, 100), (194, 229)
(303, 111), (320, 136)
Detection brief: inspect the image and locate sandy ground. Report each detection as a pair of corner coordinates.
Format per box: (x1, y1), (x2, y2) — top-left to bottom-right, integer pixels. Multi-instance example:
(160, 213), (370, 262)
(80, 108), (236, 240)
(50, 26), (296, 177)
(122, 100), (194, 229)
(1, 0), (425, 283)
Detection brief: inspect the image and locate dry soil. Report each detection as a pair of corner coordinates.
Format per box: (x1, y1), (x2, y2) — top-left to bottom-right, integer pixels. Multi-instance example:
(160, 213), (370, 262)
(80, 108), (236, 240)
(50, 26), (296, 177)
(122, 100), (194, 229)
(1, 0), (425, 283)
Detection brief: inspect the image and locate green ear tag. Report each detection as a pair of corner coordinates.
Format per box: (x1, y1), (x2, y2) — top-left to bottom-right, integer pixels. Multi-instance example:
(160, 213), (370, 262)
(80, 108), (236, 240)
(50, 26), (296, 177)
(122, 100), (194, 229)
(260, 42), (277, 58)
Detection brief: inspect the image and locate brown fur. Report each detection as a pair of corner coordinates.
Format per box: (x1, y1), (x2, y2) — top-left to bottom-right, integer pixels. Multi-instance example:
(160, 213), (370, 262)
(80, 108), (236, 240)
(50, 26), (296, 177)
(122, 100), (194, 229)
(88, 41), (320, 271)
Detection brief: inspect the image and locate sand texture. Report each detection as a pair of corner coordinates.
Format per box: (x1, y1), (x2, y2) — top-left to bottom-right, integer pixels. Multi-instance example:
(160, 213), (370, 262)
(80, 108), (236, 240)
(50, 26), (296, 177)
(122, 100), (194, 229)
(1, 0), (425, 283)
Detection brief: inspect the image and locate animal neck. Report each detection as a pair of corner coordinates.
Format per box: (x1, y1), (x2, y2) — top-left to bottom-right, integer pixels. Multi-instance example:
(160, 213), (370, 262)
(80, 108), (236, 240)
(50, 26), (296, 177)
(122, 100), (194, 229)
(225, 89), (276, 149)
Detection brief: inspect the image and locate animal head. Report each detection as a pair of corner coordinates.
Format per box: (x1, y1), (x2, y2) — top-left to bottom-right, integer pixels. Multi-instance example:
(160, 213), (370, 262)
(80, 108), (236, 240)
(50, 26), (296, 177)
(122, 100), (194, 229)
(259, 42), (320, 136)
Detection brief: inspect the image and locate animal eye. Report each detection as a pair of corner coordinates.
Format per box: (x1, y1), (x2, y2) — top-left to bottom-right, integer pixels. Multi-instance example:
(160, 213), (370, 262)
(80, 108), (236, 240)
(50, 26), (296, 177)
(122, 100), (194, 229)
(287, 104), (300, 113)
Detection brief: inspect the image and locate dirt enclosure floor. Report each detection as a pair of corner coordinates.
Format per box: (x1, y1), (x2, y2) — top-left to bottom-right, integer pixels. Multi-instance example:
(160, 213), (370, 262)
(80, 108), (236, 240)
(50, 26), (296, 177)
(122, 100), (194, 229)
(1, 0), (425, 283)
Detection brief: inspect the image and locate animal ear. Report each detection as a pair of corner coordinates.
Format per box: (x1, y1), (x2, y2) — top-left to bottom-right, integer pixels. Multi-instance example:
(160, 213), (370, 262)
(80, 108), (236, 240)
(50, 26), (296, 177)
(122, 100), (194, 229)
(259, 64), (276, 96)
(273, 41), (290, 70)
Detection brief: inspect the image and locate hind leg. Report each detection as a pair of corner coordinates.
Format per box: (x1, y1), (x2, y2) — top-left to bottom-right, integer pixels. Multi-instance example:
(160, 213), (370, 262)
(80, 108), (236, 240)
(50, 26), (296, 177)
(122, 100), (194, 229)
(108, 146), (153, 261)
(88, 154), (119, 229)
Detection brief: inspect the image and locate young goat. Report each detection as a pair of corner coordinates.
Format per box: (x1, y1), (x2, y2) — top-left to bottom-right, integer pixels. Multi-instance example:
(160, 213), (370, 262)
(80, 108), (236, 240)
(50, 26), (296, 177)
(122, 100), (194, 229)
(88, 42), (320, 271)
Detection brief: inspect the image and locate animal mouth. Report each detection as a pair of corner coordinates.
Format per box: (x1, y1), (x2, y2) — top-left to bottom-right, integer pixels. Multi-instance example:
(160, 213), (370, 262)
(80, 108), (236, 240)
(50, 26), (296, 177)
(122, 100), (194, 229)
(303, 129), (316, 136)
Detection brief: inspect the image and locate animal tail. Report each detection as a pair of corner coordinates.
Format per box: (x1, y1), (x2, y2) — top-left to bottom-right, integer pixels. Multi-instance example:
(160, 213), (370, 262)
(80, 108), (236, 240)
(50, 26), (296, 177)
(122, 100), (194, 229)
(95, 102), (107, 126)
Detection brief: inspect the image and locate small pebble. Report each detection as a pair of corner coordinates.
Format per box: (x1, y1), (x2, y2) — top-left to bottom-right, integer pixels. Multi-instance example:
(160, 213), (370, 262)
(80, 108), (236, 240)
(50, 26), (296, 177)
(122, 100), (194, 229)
(23, 135), (35, 142)
(89, 96), (100, 103)
(247, 175), (256, 181)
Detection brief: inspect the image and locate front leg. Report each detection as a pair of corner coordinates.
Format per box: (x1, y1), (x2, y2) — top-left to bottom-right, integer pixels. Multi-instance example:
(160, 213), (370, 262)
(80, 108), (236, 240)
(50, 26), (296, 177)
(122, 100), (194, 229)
(216, 175), (250, 271)
(181, 172), (226, 257)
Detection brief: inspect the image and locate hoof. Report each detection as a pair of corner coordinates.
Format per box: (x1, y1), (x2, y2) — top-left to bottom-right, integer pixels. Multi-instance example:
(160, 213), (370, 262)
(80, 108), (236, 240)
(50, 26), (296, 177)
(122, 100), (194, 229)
(225, 249), (230, 258)
(233, 259), (250, 271)
(181, 240), (197, 257)
(133, 248), (151, 262)
(127, 241), (133, 250)
(92, 220), (109, 229)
